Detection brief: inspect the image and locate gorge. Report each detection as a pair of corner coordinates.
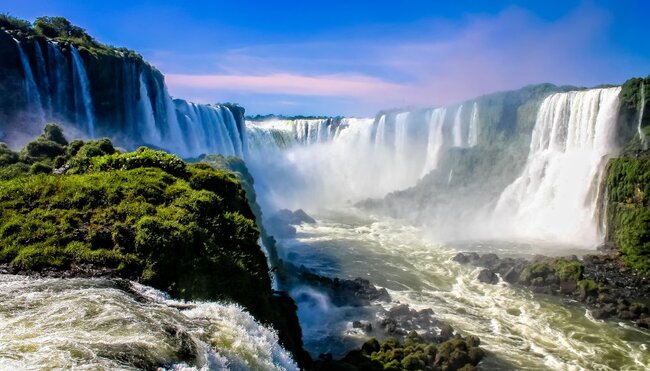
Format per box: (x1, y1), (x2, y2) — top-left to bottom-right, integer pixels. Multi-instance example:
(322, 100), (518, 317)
(1, 14), (650, 371)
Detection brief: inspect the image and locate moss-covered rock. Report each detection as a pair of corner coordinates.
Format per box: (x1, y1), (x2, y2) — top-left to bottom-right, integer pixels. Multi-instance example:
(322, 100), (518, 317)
(313, 335), (483, 371)
(605, 153), (650, 273)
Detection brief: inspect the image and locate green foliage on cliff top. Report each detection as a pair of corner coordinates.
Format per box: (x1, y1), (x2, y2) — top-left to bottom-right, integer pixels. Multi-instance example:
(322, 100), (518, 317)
(606, 154), (650, 273)
(0, 13), (31, 32)
(1, 15), (142, 60)
(0, 125), (272, 314)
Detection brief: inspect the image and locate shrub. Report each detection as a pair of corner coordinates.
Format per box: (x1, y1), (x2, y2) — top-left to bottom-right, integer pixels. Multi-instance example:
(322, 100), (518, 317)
(93, 147), (188, 178)
(0, 13), (31, 32)
(0, 143), (19, 166)
(30, 162), (52, 174)
(41, 124), (68, 146)
(33, 16), (98, 48)
(20, 138), (65, 163)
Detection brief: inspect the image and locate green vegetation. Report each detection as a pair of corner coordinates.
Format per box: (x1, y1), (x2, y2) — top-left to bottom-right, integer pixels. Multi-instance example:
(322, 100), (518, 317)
(618, 76), (650, 150)
(554, 259), (584, 282)
(606, 154), (650, 273)
(0, 125), (311, 367)
(577, 279), (599, 298)
(0, 13), (31, 32)
(313, 333), (483, 371)
(0, 125), (272, 314)
(520, 257), (585, 285)
(1, 14), (142, 60)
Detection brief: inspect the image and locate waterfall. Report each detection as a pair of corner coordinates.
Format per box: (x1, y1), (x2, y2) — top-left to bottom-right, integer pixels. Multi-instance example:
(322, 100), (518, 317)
(452, 104), (464, 147)
(70, 47), (95, 138)
(46, 42), (70, 121)
(467, 102), (479, 147)
(137, 72), (160, 144)
(639, 82), (646, 150)
(374, 114), (387, 151)
(223, 107), (244, 157)
(421, 108), (447, 176)
(13, 38), (45, 123)
(161, 85), (189, 155)
(394, 112), (410, 162)
(33, 42), (52, 116)
(494, 87), (621, 246)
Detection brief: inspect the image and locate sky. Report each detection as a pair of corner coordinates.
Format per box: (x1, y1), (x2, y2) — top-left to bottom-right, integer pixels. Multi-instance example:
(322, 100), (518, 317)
(2, 0), (649, 116)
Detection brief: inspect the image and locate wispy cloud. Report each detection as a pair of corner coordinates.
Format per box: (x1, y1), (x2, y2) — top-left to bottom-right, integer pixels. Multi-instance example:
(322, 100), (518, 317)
(166, 73), (409, 98)
(160, 4), (640, 115)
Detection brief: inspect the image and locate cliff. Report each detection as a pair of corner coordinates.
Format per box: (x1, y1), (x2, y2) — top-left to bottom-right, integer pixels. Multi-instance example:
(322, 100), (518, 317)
(0, 124), (310, 367)
(0, 15), (245, 158)
(604, 76), (650, 273)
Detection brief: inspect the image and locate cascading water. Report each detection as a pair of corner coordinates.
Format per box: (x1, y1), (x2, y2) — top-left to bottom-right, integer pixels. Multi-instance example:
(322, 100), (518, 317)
(421, 108), (447, 176)
(32, 42), (52, 115)
(374, 114), (387, 151)
(70, 47), (96, 138)
(244, 87), (650, 371)
(452, 104), (464, 147)
(244, 104), (480, 210)
(137, 72), (161, 145)
(160, 84), (188, 156)
(175, 101), (243, 157)
(46, 42), (71, 122)
(467, 102), (479, 147)
(0, 275), (297, 370)
(13, 38), (45, 123)
(493, 87), (621, 246)
(638, 82), (647, 150)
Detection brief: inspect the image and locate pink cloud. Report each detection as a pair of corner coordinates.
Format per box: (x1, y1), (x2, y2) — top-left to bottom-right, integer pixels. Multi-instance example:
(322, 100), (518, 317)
(166, 73), (409, 97)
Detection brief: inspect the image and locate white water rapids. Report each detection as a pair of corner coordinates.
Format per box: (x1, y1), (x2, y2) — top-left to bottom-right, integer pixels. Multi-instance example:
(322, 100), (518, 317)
(241, 86), (650, 369)
(0, 275), (297, 371)
(278, 210), (650, 370)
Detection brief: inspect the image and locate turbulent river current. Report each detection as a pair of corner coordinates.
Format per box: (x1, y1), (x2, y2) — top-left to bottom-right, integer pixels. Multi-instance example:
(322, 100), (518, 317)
(278, 209), (650, 370)
(0, 275), (297, 370)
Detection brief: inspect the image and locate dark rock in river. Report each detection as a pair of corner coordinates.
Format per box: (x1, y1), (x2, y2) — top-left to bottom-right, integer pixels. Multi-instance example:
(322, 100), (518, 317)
(477, 268), (498, 284)
(453, 251), (650, 329)
(267, 209), (317, 238)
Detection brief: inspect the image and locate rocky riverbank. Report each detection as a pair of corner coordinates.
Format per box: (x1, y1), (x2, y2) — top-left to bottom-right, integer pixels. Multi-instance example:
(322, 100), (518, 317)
(452, 251), (650, 328)
(279, 260), (485, 370)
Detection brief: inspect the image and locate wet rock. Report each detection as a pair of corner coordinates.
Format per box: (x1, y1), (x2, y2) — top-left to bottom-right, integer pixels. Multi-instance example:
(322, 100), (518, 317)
(288, 265), (391, 306)
(266, 209), (316, 238)
(636, 317), (650, 328)
(352, 320), (373, 332)
(452, 253), (470, 264)
(619, 311), (636, 320)
(454, 251), (650, 329)
(593, 303), (617, 319)
(478, 253), (500, 268)
(477, 268), (498, 284)
(502, 266), (521, 283)
(388, 303), (411, 317)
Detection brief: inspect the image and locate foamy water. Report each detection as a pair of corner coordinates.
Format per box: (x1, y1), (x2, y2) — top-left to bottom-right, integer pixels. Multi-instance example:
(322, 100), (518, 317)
(0, 275), (297, 370)
(279, 209), (650, 370)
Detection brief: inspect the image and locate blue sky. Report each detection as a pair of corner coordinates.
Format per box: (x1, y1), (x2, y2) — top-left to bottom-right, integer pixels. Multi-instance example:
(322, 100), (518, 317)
(2, 0), (649, 116)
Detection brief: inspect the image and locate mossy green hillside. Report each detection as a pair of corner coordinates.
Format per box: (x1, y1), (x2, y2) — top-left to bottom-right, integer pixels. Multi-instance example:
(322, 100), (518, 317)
(0, 125), (273, 315)
(0, 125), (311, 367)
(606, 153), (650, 273)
